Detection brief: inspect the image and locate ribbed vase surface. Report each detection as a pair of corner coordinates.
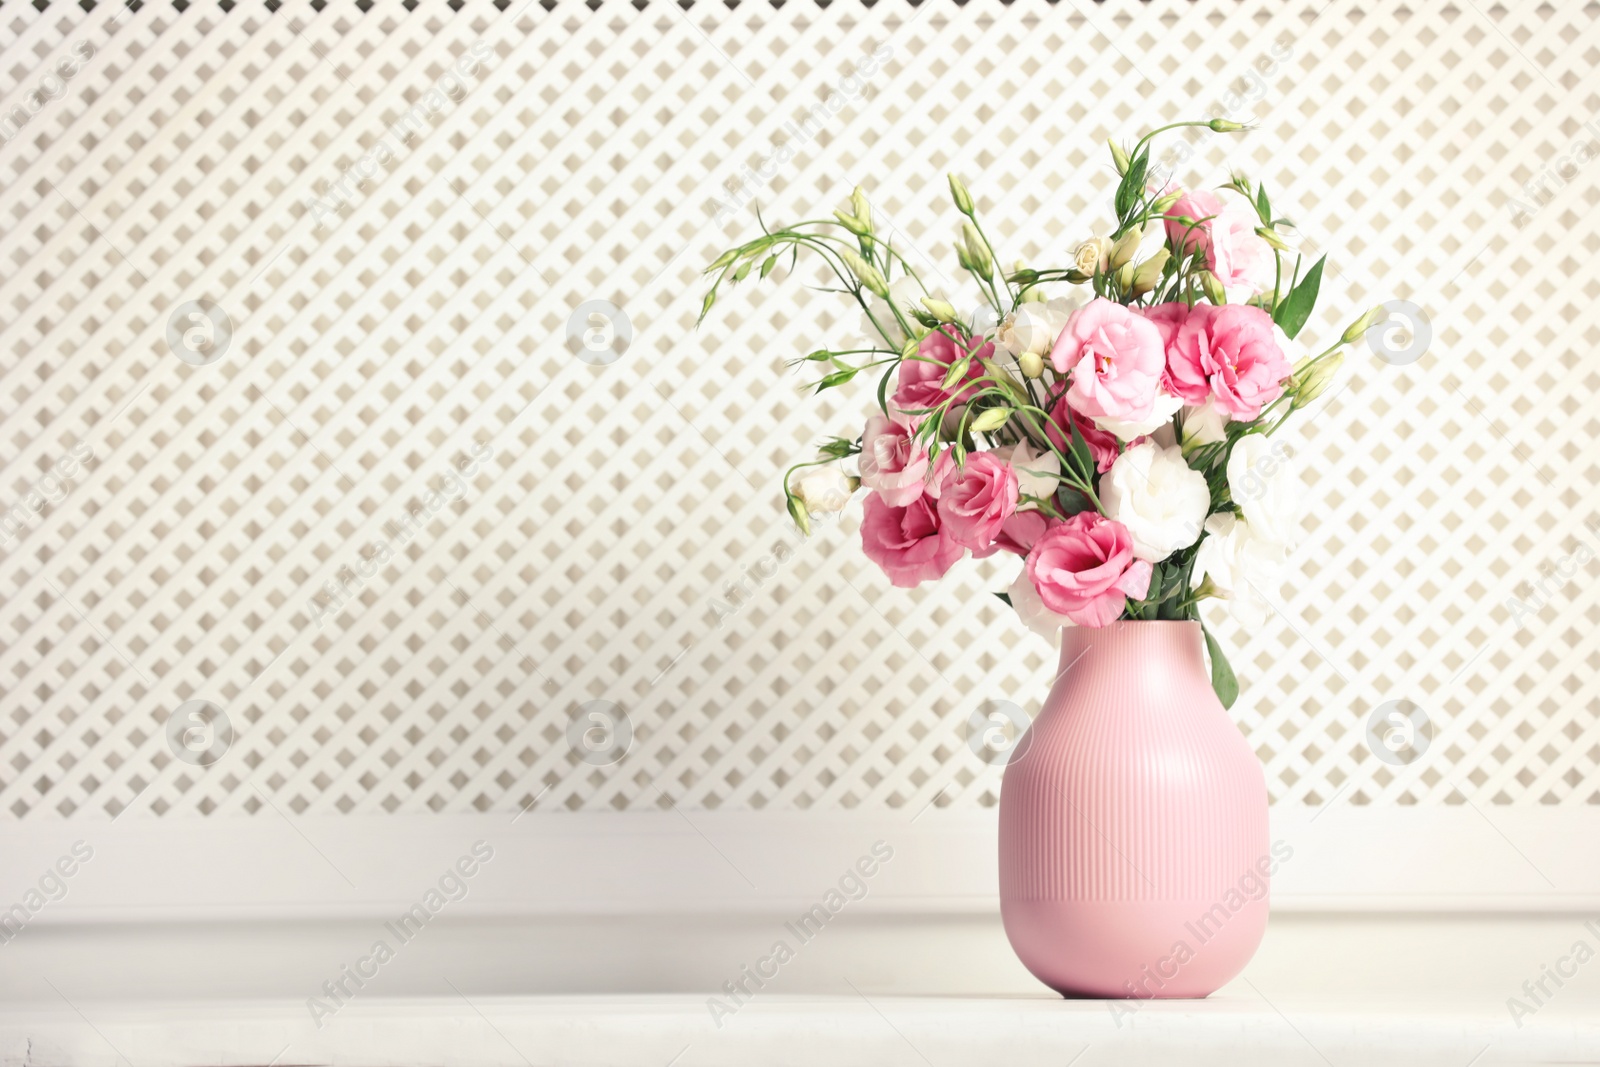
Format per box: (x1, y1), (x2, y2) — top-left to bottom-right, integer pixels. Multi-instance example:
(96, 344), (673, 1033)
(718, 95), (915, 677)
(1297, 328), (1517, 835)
(998, 621), (1270, 998)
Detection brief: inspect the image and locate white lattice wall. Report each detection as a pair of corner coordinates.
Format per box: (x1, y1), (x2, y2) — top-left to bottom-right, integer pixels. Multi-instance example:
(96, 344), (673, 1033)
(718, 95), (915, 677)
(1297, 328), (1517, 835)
(0, 0), (1595, 827)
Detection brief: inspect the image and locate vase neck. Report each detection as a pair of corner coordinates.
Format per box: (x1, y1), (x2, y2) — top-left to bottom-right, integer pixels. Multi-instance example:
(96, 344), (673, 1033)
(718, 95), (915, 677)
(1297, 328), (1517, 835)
(1058, 621), (1207, 682)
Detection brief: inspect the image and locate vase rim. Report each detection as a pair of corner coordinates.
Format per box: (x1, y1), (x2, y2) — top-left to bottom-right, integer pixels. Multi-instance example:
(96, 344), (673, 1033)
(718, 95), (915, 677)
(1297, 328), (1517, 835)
(1058, 619), (1207, 663)
(1057, 619), (1203, 637)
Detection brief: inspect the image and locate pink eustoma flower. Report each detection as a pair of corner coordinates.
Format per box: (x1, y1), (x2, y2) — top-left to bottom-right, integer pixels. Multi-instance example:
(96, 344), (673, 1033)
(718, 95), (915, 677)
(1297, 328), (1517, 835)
(936, 452), (1019, 551)
(1049, 298), (1167, 428)
(1046, 393), (1121, 474)
(1024, 512), (1152, 627)
(1167, 303), (1293, 421)
(1163, 189), (1275, 296)
(860, 493), (965, 588)
(1137, 301), (1191, 351)
(858, 414), (934, 507)
(891, 325), (992, 420)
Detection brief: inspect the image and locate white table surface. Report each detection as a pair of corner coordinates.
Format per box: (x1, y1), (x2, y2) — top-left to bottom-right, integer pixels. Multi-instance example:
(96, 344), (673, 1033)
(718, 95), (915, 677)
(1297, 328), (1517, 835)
(4, 992), (1596, 1067)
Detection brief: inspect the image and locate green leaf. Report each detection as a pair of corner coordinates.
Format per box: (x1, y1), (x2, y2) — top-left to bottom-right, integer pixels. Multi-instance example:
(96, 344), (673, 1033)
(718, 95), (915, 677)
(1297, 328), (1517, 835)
(1202, 623), (1239, 710)
(1255, 184), (1271, 225)
(1115, 148), (1150, 220)
(993, 591), (1013, 607)
(1055, 485), (1095, 516)
(1273, 254), (1325, 340)
(876, 363), (895, 416)
(1065, 415), (1096, 484)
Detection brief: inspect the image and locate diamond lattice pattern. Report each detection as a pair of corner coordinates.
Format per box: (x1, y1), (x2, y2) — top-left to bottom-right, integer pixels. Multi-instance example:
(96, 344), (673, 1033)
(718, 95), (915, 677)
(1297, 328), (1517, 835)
(0, 0), (1595, 821)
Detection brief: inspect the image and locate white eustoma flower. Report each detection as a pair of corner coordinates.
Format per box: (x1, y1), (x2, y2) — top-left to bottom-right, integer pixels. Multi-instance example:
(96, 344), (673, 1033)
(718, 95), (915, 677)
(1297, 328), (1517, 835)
(1226, 435), (1302, 547)
(1073, 237), (1112, 275)
(989, 439), (1060, 506)
(1193, 511), (1286, 627)
(1093, 391), (1184, 442)
(792, 467), (853, 517)
(994, 296), (1081, 359)
(1101, 441), (1210, 562)
(1180, 399), (1229, 447)
(1009, 565), (1074, 639)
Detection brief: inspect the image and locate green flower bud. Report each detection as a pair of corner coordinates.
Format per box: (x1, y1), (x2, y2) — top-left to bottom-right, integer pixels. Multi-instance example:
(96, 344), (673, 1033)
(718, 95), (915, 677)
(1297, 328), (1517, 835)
(969, 407), (1012, 433)
(1292, 351), (1344, 406)
(948, 173), (975, 216)
(1254, 226), (1291, 252)
(1208, 118), (1249, 132)
(961, 221), (992, 276)
(921, 297), (958, 322)
(1197, 269), (1226, 305)
(833, 209), (870, 237)
(706, 248), (740, 272)
(941, 357), (972, 391)
(1150, 189), (1183, 214)
(840, 249), (889, 298)
(1108, 138), (1131, 176)
(786, 493), (812, 537)
(1341, 305), (1389, 345)
(851, 186), (872, 232)
(1018, 351), (1044, 379)
(1129, 248), (1171, 297)
(1108, 225), (1144, 270)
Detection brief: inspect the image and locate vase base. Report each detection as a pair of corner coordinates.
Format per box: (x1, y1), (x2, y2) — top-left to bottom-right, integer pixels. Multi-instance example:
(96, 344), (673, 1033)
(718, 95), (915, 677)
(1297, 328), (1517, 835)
(1000, 896), (1268, 1000)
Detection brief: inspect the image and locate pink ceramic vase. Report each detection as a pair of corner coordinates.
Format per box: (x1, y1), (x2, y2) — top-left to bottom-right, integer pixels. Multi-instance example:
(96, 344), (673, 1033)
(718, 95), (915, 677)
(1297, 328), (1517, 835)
(999, 621), (1270, 998)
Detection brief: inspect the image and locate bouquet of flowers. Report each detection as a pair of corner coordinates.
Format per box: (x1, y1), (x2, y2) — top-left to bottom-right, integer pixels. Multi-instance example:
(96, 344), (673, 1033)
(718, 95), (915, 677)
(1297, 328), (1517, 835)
(700, 121), (1382, 705)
